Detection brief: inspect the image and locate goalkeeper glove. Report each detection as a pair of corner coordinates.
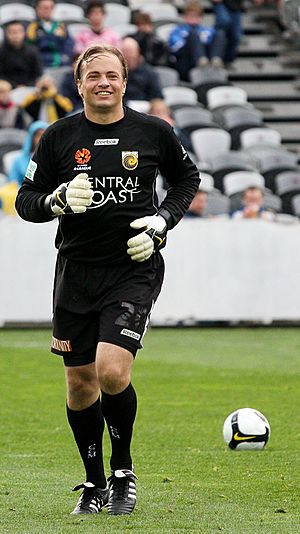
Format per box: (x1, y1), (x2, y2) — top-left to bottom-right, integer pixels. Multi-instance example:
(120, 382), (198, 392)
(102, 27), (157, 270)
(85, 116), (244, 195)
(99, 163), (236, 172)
(46, 173), (94, 215)
(127, 214), (167, 262)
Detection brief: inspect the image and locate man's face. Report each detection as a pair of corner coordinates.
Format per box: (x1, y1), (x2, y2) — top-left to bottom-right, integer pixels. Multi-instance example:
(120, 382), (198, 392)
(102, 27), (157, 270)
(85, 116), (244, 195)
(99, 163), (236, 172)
(6, 23), (25, 47)
(243, 188), (263, 207)
(77, 53), (126, 114)
(122, 40), (140, 70)
(36, 0), (54, 21)
(184, 10), (201, 24)
(189, 191), (208, 214)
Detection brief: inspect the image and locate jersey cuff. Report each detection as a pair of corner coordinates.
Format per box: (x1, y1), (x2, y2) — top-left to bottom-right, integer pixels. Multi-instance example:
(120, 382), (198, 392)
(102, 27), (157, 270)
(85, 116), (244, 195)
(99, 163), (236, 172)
(157, 207), (172, 230)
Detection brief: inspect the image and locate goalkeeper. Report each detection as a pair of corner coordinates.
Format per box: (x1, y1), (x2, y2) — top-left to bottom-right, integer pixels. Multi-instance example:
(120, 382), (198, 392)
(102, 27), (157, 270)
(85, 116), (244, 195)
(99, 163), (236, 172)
(15, 44), (200, 517)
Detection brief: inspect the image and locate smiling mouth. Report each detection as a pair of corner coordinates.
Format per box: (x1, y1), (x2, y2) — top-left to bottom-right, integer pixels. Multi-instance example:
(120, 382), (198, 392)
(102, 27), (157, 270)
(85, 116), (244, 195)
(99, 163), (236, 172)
(95, 91), (112, 96)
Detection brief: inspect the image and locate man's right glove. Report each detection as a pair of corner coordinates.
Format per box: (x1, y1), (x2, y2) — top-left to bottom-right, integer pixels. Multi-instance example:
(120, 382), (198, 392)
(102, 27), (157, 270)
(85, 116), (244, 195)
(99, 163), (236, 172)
(46, 173), (94, 215)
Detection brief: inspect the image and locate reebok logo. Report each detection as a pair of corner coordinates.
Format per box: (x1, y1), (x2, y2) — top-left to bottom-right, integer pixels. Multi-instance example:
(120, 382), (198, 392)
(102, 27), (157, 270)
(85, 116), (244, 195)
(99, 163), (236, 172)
(94, 138), (119, 145)
(120, 328), (141, 341)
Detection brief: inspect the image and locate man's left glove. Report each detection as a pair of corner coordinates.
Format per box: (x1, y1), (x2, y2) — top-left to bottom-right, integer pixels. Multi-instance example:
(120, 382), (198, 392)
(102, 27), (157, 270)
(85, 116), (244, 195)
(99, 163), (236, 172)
(127, 214), (167, 262)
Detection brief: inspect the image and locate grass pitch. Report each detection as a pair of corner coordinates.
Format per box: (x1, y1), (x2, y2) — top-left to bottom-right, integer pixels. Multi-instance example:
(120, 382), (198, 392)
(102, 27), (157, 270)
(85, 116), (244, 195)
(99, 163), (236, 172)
(0, 327), (300, 533)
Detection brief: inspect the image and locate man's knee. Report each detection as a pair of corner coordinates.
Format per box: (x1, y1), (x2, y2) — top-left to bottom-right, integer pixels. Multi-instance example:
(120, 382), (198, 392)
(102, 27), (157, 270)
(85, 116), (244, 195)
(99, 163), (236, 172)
(96, 343), (133, 395)
(65, 363), (99, 409)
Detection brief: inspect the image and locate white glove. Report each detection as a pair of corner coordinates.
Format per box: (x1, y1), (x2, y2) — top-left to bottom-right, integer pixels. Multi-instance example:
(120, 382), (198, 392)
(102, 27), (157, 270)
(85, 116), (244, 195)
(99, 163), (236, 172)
(46, 173), (94, 215)
(127, 214), (167, 262)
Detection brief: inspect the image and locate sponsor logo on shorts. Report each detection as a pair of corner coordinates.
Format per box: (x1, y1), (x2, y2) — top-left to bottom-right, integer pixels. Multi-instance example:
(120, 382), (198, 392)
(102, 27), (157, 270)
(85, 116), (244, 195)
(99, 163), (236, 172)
(120, 328), (141, 341)
(25, 159), (37, 181)
(51, 336), (72, 352)
(94, 138), (119, 145)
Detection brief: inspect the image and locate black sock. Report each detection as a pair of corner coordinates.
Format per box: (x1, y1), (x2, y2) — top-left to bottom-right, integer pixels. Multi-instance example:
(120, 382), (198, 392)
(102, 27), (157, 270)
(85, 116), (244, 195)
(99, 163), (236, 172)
(66, 397), (106, 488)
(101, 383), (137, 471)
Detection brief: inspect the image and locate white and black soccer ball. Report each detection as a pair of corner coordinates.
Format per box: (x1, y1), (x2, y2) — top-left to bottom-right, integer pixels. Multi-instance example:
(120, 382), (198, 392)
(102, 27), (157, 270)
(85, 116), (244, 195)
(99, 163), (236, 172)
(223, 408), (270, 450)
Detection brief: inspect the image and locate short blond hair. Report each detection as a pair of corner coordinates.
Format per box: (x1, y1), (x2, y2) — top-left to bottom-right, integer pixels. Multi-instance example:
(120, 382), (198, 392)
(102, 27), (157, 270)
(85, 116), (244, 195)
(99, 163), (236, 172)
(74, 44), (128, 82)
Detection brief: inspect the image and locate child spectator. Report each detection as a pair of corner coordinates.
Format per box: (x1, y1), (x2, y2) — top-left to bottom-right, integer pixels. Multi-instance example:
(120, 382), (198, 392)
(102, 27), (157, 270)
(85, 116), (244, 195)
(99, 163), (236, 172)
(0, 21), (43, 88)
(7, 120), (48, 187)
(74, 0), (122, 55)
(168, 0), (226, 80)
(26, 0), (74, 68)
(231, 187), (275, 220)
(129, 12), (172, 66)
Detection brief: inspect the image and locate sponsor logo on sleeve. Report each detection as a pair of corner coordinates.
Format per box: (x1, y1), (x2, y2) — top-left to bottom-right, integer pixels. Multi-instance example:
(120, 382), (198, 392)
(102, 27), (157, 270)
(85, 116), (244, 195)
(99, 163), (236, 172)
(25, 159), (37, 181)
(120, 328), (141, 341)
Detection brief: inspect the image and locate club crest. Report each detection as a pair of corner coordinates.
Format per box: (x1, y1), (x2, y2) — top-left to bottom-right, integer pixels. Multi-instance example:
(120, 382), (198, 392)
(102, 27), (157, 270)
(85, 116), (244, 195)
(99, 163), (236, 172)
(122, 151), (138, 170)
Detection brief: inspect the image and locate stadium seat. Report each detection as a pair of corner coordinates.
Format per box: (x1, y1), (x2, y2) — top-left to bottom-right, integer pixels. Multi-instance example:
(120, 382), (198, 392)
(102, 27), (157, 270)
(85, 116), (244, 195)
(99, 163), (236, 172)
(203, 190), (230, 217)
(214, 107), (264, 149)
(111, 23), (137, 38)
(189, 66), (228, 87)
(67, 22), (89, 39)
(208, 151), (257, 192)
(206, 86), (248, 110)
(10, 86), (36, 106)
(142, 3), (179, 23)
(245, 147), (298, 193)
(275, 170), (300, 214)
(127, 100), (151, 113)
(0, 3), (35, 24)
(198, 171), (214, 192)
(190, 128), (231, 163)
(291, 194), (300, 217)
(155, 23), (177, 43)
(162, 86), (198, 107)
(173, 106), (217, 134)
(263, 189), (282, 213)
(240, 127), (282, 150)
(104, 3), (131, 27)
(153, 66), (179, 89)
(53, 3), (84, 22)
(223, 170), (265, 197)
(2, 149), (21, 176)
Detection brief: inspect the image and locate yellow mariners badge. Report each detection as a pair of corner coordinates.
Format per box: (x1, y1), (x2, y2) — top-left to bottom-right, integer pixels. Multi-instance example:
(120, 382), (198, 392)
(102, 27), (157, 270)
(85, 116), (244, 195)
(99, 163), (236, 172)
(122, 151), (138, 170)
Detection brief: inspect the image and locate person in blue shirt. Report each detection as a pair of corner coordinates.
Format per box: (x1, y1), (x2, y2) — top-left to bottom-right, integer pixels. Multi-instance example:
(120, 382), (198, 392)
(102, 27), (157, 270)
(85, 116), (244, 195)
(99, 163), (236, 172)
(7, 120), (48, 187)
(168, 0), (226, 80)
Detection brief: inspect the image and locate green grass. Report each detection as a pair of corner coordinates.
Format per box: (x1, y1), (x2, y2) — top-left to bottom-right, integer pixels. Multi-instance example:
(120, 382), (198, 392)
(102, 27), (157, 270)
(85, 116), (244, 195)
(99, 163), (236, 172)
(0, 327), (300, 533)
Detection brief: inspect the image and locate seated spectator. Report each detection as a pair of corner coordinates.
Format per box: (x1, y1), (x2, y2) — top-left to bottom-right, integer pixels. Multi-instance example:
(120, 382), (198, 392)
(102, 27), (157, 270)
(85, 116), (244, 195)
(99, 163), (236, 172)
(168, 0), (226, 80)
(148, 98), (193, 152)
(122, 37), (163, 103)
(60, 54), (83, 112)
(231, 187), (275, 220)
(21, 75), (73, 123)
(185, 188), (208, 217)
(129, 12), (172, 67)
(26, 0), (74, 68)
(7, 120), (48, 187)
(74, 0), (122, 55)
(0, 21), (43, 88)
(0, 80), (24, 128)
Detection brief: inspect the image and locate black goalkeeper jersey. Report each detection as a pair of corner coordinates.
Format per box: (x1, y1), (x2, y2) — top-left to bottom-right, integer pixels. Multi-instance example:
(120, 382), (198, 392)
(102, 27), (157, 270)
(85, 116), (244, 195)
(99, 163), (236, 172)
(16, 107), (200, 264)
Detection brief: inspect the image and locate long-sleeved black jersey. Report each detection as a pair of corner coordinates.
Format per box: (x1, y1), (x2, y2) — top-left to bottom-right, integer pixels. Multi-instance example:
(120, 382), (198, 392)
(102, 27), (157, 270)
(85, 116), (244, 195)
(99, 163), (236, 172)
(16, 107), (200, 264)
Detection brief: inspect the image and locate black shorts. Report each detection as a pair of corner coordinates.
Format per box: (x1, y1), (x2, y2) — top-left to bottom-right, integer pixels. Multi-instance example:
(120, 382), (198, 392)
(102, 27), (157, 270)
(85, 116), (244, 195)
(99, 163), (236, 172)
(51, 253), (165, 366)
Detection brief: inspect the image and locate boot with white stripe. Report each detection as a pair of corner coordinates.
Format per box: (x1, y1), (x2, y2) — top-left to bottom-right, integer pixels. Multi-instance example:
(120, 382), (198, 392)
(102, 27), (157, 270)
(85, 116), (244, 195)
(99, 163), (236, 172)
(107, 469), (137, 515)
(71, 482), (109, 514)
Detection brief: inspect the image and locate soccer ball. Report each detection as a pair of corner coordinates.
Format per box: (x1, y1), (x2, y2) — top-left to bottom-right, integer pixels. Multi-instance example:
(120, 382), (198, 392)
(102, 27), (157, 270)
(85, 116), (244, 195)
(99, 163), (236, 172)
(223, 408), (270, 450)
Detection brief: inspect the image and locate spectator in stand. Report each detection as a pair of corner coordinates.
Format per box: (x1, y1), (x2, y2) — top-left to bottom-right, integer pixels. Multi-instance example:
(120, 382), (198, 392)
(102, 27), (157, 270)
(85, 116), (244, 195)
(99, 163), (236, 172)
(61, 54), (83, 112)
(7, 120), (48, 187)
(231, 187), (275, 220)
(21, 75), (73, 123)
(185, 188), (208, 217)
(122, 37), (163, 103)
(148, 99), (193, 152)
(129, 12), (172, 67)
(0, 80), (24, 128)
(168, 0), (226, 81)
(212, 0), (263, 66)
(26, 0), (74, 68)
(0, 21), (43, 88)
(74, 0), (122, 55)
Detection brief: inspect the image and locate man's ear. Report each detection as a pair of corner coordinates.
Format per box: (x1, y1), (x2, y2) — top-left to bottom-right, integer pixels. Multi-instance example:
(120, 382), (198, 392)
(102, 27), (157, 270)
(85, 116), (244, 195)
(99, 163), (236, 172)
(77, 80), (84, 99)
(122, 80), (127, 95)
